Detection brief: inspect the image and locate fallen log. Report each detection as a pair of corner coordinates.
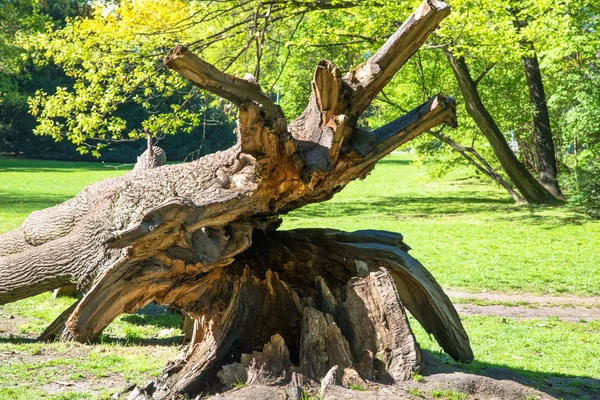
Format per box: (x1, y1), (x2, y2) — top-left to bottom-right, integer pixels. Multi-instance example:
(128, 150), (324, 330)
(0, 1), (471, 398)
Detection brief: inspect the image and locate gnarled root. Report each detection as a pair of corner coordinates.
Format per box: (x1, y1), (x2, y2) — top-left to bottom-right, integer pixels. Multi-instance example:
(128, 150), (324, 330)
(124, 228), (471, 399)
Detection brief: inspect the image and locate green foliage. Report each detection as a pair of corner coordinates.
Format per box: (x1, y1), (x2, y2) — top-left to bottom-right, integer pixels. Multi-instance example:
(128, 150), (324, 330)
(348, 383), (368, 391)
(25, 0), (364, 155)
(25, 0), (200, 155)
(0, 0), (90, 158)
(562, 150), (600, 219)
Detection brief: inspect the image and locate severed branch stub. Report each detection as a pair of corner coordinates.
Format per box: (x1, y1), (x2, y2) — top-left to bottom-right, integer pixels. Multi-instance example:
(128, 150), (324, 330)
(0, 1), (471, 399)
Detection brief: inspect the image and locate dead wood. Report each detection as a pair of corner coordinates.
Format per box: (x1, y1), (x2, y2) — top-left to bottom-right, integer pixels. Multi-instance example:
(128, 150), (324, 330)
(0, 2), (471, 399)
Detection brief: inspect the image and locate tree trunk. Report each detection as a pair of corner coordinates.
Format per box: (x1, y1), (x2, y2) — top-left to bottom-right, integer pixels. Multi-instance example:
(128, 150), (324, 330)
(444, 51), (559, 204)
(128, 228), (472, 399)
(521, 51), (564, 199)
(512, 16), (564, 200)
(0, 2), (472, 398)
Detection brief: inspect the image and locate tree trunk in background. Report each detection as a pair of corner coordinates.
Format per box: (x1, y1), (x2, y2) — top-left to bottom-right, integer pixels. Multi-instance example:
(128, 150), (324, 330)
(521, 50), (564, 199)
(445, 51), (558, 204)
(512, 15), (564, 200)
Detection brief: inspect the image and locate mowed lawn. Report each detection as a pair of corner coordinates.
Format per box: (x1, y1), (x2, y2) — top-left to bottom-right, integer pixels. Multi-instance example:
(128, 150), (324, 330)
(0, 154), (599, 399)
(284, 154), (600, 297)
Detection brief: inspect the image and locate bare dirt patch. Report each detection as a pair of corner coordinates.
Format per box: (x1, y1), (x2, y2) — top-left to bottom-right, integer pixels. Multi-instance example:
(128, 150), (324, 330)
(448, 290), (600, 307)
(448, 290), (600, 322)
(42, 374), (127, 395)
(202, 353), (591, 400)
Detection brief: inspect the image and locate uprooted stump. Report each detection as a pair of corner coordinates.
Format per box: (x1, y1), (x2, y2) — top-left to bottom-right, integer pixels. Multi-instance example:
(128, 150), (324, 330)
(125, 228), (471, 399)
(0, 1), (473, 398)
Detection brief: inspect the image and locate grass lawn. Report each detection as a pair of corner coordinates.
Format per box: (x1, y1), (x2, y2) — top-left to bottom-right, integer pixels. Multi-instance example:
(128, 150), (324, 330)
(0, 154), (599, 399)
(0, 157), (129, 231)
(285, 154), (600, 296)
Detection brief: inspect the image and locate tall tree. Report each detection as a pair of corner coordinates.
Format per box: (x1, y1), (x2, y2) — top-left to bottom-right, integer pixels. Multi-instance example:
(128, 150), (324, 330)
(444, 50), (558, 204)
(512, 14), (564, 199)
(418, 0), (600, 204)
(521, 49), (563, 199)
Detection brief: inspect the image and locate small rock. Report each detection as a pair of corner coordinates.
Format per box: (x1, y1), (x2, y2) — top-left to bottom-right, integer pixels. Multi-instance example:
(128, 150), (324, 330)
(320, 365), (341, 398)
(342, 367), (368, 389)
(286, 385), (304, 400)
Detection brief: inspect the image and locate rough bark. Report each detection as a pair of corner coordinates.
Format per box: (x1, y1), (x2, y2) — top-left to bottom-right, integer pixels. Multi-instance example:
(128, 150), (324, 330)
(0, 2), (471, 398)
(521, 51), (564, 199)
(128, 228), (470, 399)
(337, 268), (422, 382)
(444, 51), (559, 204)
(511, 16), (563, 200)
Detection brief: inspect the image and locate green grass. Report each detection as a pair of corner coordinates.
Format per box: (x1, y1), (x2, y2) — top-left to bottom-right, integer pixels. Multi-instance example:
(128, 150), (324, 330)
(1, 291), (182, 343)
(411, 315), (600, 380)
(0, 157), (129, 232)
(0, 341), (179, 399)
(1, 154), (599, 397)
(0, 293), (182, 399)
(284, 153), (600, 296)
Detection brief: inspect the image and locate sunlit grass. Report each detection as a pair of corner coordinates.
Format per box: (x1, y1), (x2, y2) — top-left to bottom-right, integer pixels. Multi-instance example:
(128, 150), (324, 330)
(0, 157), (130, 232)
(411, 315), (600, 380)
(283, 153), (600, 296)
(0, 154), (599, 398)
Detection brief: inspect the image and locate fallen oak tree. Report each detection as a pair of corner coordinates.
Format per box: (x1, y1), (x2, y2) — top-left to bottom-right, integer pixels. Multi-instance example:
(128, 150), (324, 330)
(0, 0), (473, 398)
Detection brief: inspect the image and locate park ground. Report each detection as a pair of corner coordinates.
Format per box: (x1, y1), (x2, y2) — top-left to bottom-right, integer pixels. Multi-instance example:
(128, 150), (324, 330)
(0, 153), (599, 399)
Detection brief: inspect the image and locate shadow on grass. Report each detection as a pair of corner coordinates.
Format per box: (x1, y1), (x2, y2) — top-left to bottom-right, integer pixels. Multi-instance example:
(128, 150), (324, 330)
(0, 335), (183, 347)
(0, 336), (38, 344)
(423, 350), (600, 400)
(0, 158), (131, 173)
(0, 191), (72, 212)
(290, 194), (583, 225)
(120, 304), (181, 330)
(97, 335), (183, 347)
(378, 157), (412, 167)
(0, 304), (183, 347)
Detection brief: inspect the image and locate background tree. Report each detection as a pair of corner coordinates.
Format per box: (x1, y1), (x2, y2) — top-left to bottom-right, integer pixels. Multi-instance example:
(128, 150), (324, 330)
(2, 0), (599, 212)
(0, 0), (91, 158)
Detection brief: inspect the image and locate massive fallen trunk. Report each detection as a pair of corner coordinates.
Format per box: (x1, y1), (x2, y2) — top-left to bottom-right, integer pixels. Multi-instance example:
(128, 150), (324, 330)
(1, 1), (472, 398)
